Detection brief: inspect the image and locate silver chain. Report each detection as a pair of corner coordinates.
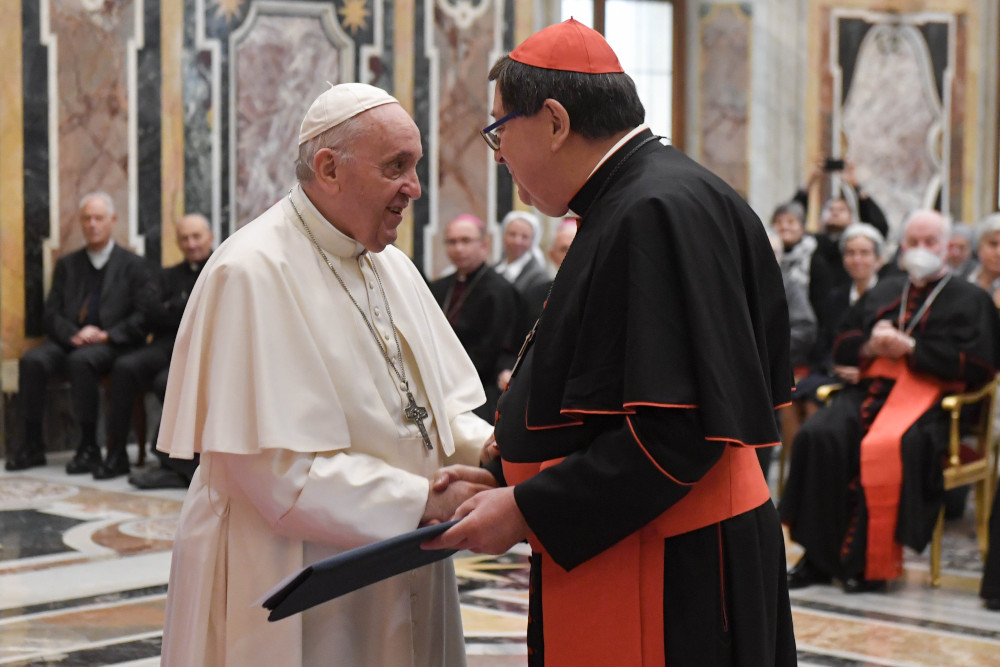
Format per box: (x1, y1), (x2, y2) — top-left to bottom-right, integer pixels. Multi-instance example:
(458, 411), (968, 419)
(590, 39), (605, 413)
(897, 272), (952, 336)
(287, 191), (411, 394)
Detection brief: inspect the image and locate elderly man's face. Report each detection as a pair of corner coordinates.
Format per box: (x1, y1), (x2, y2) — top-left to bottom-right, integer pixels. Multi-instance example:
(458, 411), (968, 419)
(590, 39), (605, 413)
(978, 231), (1000, 276)
(503, 219), (534, 261)
(444, 218), (488, 277)
(901, 213), (947, 258)
(947, 236), (971, 267)
(334, 104), (422, 252)
(490, 87), (565, 217)
(175, 214), (214, 264)
(80, 196), (116, 252)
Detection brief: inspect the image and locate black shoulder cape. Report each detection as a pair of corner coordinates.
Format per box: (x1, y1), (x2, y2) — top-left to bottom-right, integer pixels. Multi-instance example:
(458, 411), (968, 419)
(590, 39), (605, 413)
(526, 130), (792, 446)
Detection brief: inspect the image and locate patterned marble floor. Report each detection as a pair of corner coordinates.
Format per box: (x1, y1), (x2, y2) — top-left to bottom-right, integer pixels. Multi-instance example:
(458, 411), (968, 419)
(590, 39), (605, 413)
(1, 447), (998, 666)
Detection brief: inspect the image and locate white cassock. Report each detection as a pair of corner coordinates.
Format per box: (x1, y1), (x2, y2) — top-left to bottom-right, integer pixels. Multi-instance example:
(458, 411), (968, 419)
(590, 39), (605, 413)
(157, 184), (492, 666)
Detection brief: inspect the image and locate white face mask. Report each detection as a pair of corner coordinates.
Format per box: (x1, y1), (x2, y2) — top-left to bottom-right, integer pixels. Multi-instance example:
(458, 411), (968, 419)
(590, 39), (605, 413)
(902, 247), (944, 281)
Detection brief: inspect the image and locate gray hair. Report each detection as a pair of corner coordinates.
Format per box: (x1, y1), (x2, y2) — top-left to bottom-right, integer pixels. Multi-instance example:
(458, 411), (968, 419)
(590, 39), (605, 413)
(295, 113), (366, 182)
(79, 191), (115, 216)
(770, 201), (804, 226)
(976, 213), (1000, 248)
(900, 208), (952, 241)
(839, 222), (885, 257)
(950, 221), (974, 242)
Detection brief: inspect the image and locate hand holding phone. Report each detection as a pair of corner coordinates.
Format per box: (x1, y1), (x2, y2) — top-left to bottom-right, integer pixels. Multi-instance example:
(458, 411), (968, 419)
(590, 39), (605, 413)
(823, 157), (845, 172)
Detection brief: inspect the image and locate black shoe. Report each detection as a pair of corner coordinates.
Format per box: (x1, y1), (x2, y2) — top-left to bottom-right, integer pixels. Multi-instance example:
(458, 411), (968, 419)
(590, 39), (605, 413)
(92, 452), (130, 480)
(842, 576), (887, 594)
(984, 597), (1000, 611)
(4, 450), (47, 471)
(128, 466), (189, 489)
(66, 447), (101, 475)
(787, 557), (832, 589)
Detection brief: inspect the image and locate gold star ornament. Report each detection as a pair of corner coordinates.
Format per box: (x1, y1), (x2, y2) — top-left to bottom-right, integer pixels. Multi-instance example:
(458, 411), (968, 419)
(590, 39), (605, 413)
(339, 0), (370, 35)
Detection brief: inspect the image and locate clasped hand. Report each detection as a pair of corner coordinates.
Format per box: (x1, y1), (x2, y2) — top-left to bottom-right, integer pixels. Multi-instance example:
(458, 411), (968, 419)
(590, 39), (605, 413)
(863, 320), (914, 360)
(71, 325), (109, 347)
(419, 435), (531, 554)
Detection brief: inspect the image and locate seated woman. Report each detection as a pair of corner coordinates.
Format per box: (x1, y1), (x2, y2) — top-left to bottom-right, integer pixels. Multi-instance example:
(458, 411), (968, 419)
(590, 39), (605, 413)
(785, 223), (885, 466)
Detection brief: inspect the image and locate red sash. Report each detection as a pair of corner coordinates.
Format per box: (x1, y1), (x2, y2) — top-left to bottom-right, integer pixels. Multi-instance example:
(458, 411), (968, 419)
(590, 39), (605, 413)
(860, 357), (960, 579)
(503, 445), (769, 666)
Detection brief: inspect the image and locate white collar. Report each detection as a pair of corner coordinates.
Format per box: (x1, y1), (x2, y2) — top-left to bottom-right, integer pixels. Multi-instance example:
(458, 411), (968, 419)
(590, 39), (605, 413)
(849, 275), (878, 305)
(587, 124), (650, 180)
(288, 184), (366, 259)
(496, 250), (534, 279)
(87, 239), (115, 269)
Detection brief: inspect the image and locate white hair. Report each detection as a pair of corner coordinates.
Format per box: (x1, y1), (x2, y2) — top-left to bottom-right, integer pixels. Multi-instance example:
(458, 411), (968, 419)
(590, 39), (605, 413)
(976, 213), (1000, 248)
(839, 222), (885, 258)
(79, 191), (115, 216)
(294, 113), (366, 182)
(900, 209), (952, 241)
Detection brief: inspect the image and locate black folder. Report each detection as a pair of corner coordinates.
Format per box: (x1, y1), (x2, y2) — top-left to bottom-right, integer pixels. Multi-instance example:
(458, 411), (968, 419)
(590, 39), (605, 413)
(260, 520), (460, 621)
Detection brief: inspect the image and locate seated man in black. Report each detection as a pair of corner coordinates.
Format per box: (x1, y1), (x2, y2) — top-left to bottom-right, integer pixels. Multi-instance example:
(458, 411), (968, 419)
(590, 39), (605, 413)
(780, 209), (1000, 592)
(95, 213), (214, 481)
(430, 214), (518, 423)
(6, 191), (150, 473)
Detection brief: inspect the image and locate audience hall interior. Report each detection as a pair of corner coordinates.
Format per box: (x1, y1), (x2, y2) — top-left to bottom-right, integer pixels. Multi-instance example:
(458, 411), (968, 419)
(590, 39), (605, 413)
(3, 0), (1000, 664)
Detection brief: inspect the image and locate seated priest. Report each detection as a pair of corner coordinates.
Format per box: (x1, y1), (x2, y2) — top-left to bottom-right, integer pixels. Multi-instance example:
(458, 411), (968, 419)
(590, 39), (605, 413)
(780, 209), (1000, 593)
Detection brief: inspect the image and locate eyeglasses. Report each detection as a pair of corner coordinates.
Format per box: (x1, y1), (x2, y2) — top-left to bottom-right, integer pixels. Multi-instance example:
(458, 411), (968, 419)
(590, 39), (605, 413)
(480, 112), (520, 151)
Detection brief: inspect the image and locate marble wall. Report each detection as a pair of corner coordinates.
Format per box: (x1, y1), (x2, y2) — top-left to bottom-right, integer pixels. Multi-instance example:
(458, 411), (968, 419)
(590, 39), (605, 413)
(804, 0), (992, 237)
(1, 0), (998, 410)
(1, 0), (531, 375)
(696, 3), (751, 199)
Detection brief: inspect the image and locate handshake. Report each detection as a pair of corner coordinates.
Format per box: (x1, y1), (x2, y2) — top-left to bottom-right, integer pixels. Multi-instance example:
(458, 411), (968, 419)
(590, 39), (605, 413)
(420, 434), (501, 526)
(418, 434), (529, 555)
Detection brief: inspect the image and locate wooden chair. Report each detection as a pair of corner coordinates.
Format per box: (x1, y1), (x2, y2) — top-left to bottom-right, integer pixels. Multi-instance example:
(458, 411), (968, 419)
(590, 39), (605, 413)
(798, 378), (999, 587)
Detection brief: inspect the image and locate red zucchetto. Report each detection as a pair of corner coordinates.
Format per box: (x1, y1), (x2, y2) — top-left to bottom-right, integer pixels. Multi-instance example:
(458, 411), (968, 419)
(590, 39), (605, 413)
(509, 18), (624, 74)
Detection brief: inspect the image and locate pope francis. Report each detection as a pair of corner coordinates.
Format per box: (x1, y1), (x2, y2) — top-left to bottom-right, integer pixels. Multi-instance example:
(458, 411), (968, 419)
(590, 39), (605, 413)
(157, 83), (496, 666)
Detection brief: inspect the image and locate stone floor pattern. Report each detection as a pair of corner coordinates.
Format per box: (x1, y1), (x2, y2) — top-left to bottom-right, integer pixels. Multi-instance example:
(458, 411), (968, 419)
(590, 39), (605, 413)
(1, 447), (998, 666)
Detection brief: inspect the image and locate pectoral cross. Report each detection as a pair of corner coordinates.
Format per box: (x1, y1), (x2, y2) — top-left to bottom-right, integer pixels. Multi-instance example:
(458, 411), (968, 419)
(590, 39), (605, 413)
(405, 392), (433, 450)
(509, 319), (537, 378)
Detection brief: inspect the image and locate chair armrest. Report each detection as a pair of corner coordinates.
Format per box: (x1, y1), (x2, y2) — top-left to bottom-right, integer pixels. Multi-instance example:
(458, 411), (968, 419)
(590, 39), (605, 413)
(940, 378), (997, 412)
(815, 383), (844, 404)
(941, 377), (998, 468)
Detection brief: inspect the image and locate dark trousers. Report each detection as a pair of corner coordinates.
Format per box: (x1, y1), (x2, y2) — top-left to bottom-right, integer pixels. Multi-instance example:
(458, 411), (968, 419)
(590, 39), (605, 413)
(19, 340), (123, 429)
(142, 363), (199, 481)
(106, 343), (171, 454)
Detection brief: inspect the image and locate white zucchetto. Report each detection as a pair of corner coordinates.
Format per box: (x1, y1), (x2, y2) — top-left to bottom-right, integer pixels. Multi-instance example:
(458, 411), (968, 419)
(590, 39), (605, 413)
(298, 82), (399, 145)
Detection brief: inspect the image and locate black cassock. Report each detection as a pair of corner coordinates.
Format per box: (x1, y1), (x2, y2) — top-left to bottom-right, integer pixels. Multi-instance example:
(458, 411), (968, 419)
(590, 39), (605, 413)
(780, 273), (1000, 579)
(494, 130), (797, 666)
(429, 263), (518, 423)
